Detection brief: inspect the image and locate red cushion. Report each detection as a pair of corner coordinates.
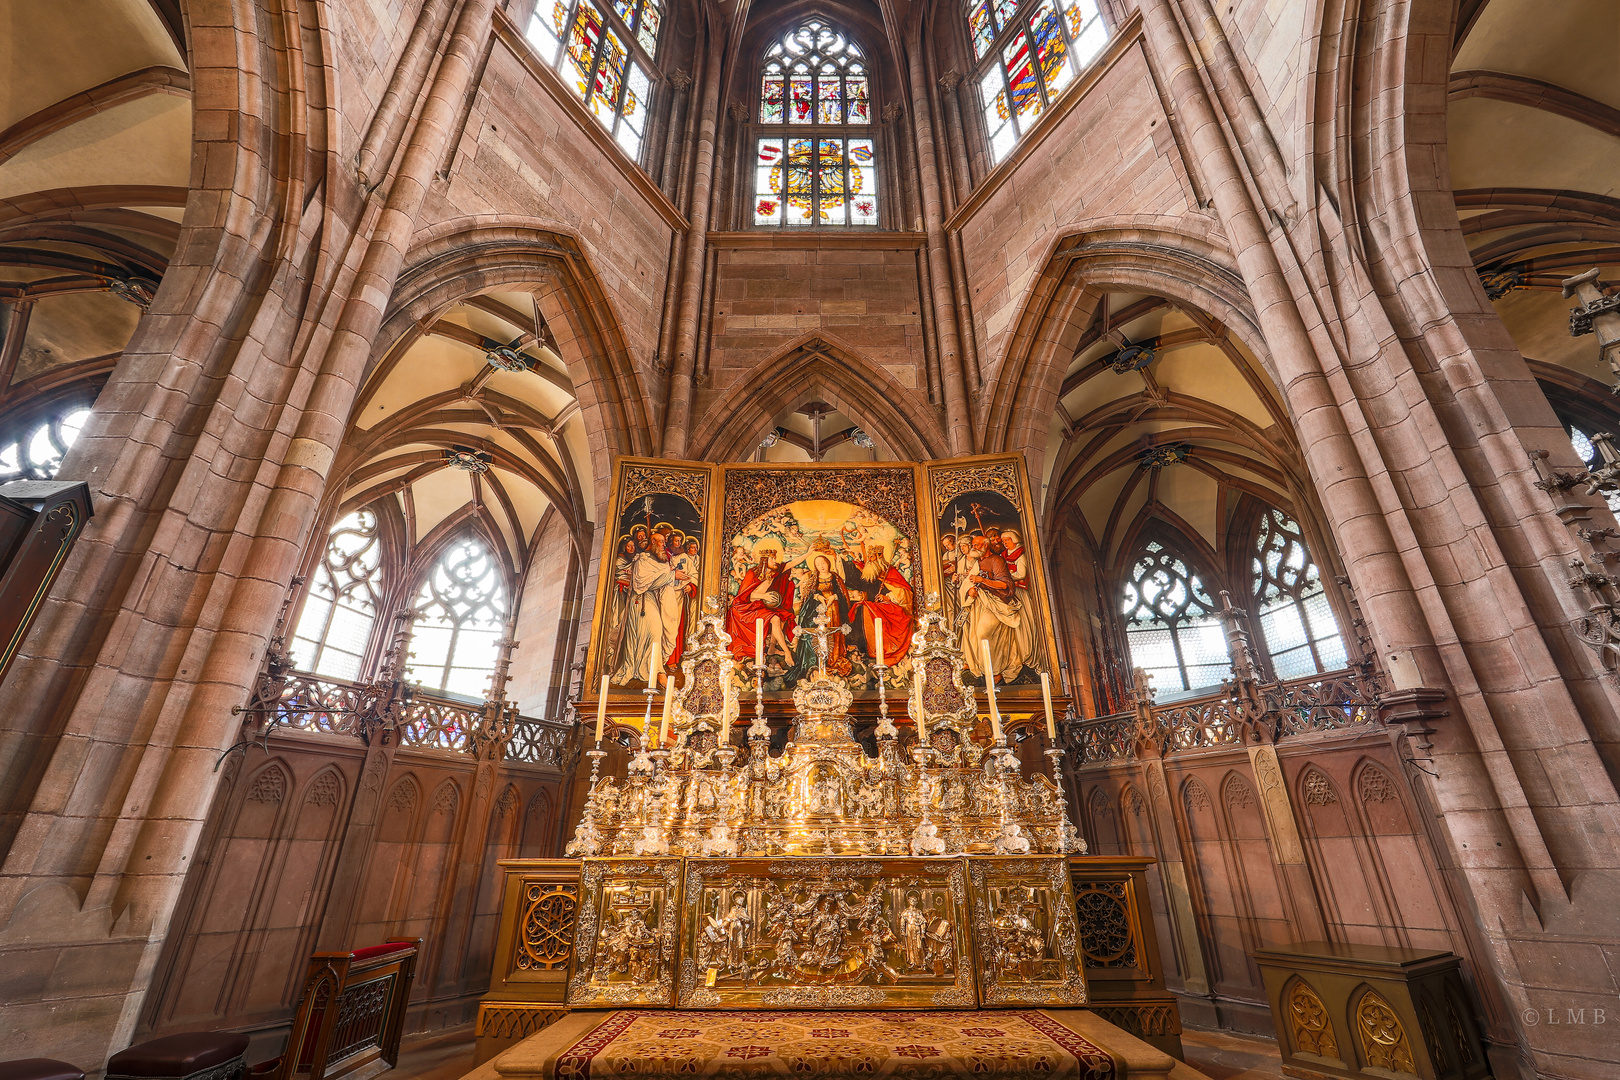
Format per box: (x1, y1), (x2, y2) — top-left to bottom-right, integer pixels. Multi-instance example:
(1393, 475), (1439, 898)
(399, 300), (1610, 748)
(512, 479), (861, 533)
(106, 1034), (250, 1077)
(0, 1060), (85, 1080)
(348, 942), (413, 962)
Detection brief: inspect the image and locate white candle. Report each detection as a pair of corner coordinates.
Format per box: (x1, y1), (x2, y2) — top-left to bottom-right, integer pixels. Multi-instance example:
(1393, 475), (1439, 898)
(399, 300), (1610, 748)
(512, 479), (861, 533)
(594, 674), (609, 743)
(1041, 671), (1056, 741)
(912, 666), (927, 740)
(981, 639), (1002, 743)
(755, 618), (765, 667)
(659, 677), (674, 745)
(874, 619), (885, 668)
(648, 642), (660, 687)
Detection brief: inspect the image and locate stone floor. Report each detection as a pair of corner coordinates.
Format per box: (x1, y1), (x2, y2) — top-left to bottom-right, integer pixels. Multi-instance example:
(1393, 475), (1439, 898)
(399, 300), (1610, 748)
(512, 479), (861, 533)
(1180, 1026), (1287, 1080)
(390, 1026), (478, 1080)
(387, 1021), (1288, 1080)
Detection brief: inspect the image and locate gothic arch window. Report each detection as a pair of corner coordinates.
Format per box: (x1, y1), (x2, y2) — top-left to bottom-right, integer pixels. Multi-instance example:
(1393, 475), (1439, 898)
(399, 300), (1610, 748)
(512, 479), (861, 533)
(970, 0), (1107, 163)
(406, 533), (509, 700)
(290, 509), (386, 681)
(1121, 539), (1229, 695)
(1251, 508), (1348, 679)
(1565, 422), (1620, 513)
(0, 404), (90, 482)
(526, 0), (660, 157)
(753, 19), (879, 227)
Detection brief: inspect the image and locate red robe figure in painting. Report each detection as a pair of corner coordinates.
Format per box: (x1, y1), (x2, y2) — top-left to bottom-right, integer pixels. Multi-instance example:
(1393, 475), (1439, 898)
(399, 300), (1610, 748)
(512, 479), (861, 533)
(844, 543), (914, 667)
(727, 548), (797, 666)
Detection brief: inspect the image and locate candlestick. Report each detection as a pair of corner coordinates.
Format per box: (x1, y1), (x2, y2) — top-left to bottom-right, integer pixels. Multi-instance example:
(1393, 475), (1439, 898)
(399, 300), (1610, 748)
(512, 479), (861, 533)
(594, 674), (608, 742)
(1040, 670), (1056, 741)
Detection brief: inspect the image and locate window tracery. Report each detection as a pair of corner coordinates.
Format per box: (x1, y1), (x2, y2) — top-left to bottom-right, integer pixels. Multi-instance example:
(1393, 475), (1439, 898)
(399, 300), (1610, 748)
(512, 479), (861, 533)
(290, 509), (385, 681)
(1121, 540), (1230, 694)
(406, 534), (509, 700)
(970, 0), (1107, 163)
(753, 20), (879, 227)
(1566, 423), (1620, 512)
(0, 406), (90, 482)
(526, 0), (658, 157)
(1252, 508), (1347, 679)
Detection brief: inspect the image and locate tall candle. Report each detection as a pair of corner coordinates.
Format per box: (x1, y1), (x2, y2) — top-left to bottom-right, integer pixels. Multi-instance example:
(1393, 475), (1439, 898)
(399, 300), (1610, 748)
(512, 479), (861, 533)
(648, 642), (660, 687)
(981, 639), (1002, 743)
(1040, 670), (1056, 741)
(755, 618), (765, 667)
(874, 620), (885, 668)
(594, 674), (609, 742)
(912, 666), (927, 740)
(659, 676), (674, 745)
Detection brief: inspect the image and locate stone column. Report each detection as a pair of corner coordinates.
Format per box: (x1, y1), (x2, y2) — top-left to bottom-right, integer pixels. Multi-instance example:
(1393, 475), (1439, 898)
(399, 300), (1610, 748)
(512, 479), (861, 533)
(1138, 758), (1210, 997)
(903, 35), (973, 456)
(1246, 744), (1329, 943)
(660, 34), (724, 457)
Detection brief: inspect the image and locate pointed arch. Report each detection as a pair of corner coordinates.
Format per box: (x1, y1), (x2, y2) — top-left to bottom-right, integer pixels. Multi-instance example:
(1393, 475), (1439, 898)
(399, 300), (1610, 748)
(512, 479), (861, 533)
(979, 217), (1267, 474)
(380, 216), (656, 485)
(687, 332), (948, 461)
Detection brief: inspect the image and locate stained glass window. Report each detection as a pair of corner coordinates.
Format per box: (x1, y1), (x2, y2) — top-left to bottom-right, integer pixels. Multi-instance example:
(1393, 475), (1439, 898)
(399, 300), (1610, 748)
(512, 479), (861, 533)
(0, 405), (90, 482)
(407, 534), (509, 700)
(1122, 541), (1230, 694)
(291, 509), (385, 681)
(754, 20), (878, 227)
(525, 0), (659, 159)
(969, 0), (1107, 162)
(1252, 509), (1348, 680)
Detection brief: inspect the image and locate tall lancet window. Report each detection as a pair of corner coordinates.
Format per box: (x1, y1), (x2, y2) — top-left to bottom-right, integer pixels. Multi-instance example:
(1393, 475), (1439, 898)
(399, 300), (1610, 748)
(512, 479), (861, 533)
(1121, 540), (1229, 695)
(970, 0), (1107, 163)
(291, 509), (385, 681)
(1252, 509), (1347, 679)
(526, 0), (659, 156)
(753, 20), (879, 227)
(406, 534), (509, 700)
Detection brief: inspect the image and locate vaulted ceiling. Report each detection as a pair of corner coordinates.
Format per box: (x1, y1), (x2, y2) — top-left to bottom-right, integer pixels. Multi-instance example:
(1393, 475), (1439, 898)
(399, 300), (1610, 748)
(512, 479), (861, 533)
(332, 292), (593, 579)
(0, 0), (188, 420)
(1449, 0), (1620, 390)
(1041, 291), (1305, 573)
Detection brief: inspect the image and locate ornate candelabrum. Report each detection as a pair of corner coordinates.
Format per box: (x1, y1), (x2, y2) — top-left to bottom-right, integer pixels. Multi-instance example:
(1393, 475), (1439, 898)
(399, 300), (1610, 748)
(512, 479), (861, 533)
(1044, 738), (1087, 854)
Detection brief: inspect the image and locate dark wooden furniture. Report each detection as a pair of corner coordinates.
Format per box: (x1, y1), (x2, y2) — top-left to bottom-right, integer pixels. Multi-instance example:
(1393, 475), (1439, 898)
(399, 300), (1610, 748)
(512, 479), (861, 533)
(0, 1061), (85, 1080)
(474, 859), (580, 1063)
(275, 938), (419, 1080)
(0, 480), (92, 685)
(1068, 855), (1184, 1059)
(105, 1033), (249, 1080)
(1254, 941), (1490, 1080)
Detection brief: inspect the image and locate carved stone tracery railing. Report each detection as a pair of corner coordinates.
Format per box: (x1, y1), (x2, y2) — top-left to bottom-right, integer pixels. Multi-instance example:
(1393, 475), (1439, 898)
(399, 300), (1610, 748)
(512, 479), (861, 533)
(1067, 667), (1383, 767)
(261, 670), (572, 766)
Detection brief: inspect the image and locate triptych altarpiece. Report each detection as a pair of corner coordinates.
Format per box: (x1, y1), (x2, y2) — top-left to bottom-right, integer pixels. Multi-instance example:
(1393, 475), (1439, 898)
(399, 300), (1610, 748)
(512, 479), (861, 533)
(583, 455), (1063, 714)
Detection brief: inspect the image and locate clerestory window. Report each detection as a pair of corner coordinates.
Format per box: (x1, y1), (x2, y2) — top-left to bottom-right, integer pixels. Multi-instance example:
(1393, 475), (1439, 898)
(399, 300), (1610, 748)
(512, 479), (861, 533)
(753, 19), (879, 227)
(1121, 540), (1230, 695)
(0, 404), (89, 482)
(291, 509), (385, 681)
(406, 534), (509, 700)
(526, 0), (660, 157)
(970, 0), (1107, 163)
(1251, 508), (1347, 679)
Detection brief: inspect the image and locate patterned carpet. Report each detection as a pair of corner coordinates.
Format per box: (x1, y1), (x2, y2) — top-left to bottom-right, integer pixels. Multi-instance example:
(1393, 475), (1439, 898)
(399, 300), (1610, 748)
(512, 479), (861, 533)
(550, 1009), (1119, 1077)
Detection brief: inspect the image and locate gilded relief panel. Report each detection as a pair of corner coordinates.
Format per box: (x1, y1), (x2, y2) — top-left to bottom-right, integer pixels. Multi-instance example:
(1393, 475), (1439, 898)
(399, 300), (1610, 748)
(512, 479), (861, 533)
(567, 859), (683, 1007)
(965, 856), (1089, 1006)
(675, 857), (976, 1008)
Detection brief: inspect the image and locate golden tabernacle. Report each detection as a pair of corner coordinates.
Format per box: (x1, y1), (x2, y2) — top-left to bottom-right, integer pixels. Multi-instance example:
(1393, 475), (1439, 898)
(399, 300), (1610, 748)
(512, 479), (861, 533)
(561, 594), (1090, 1011)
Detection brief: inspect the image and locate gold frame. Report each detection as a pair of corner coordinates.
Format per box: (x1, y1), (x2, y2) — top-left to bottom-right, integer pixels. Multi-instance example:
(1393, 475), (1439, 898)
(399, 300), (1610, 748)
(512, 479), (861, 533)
(921, 453), (1063, 696)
